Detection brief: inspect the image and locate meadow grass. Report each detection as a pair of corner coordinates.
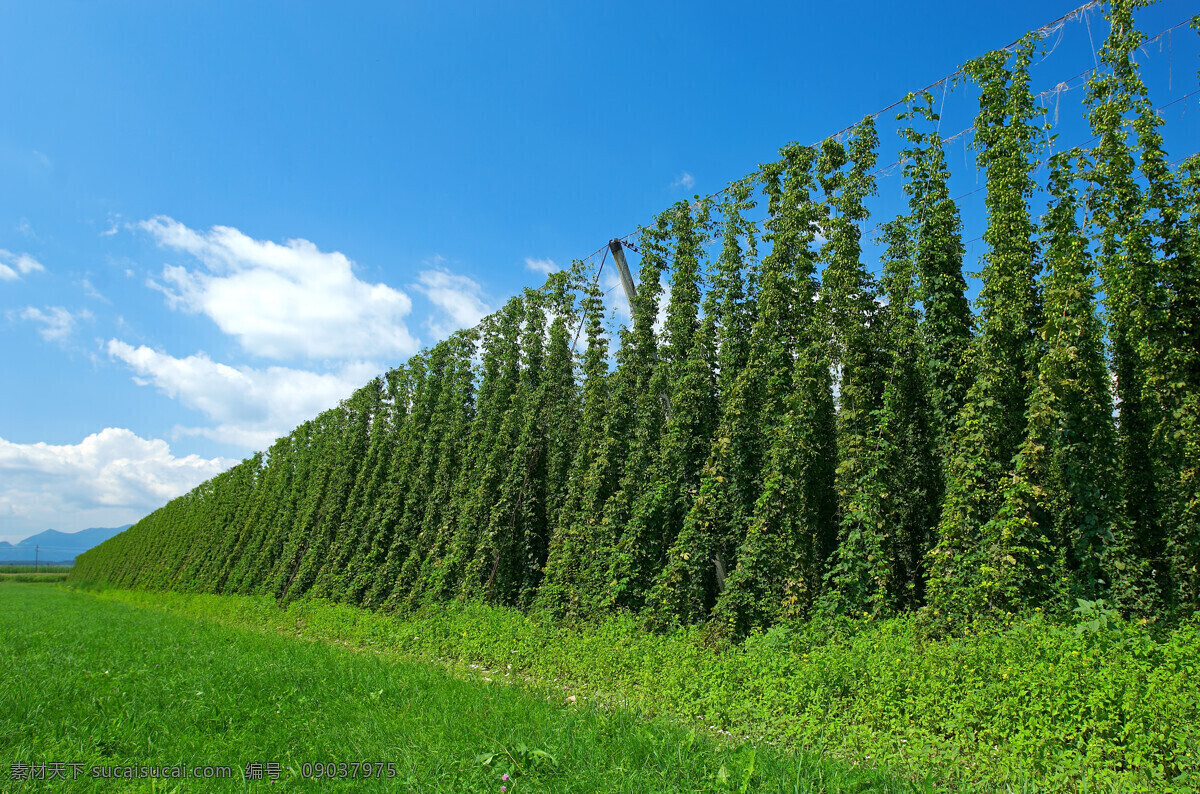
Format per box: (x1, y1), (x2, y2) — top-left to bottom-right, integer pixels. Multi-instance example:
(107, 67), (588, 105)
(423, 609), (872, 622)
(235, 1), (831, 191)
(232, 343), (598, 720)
(0, 573), (69, 582)
(72, 584), (1200, 792)
(0, 583), (917, 793)
(0, 566), (72, 574)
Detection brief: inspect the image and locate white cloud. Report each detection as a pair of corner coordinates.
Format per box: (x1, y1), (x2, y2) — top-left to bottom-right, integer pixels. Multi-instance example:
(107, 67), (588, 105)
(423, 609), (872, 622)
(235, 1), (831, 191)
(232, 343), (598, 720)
(81, 278), (109, 303)
(0, 428), (234, 544)
(107, 340), (380, 450)
(138, 216), (419, 360)
(672, 171), (696, 189)
(19, 306), (91, 341)
(524, 257), (559, 276)
(413, 268), (491, 339)
(0, 249), (45, 281)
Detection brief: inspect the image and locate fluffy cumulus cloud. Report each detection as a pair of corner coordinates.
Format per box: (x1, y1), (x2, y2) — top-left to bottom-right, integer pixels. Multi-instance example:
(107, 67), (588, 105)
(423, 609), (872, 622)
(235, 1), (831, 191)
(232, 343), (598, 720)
(139, 216), (419, 360)
(19, 306), (91, 341)
(524, 257), (559, 276)
(413, 268), (491, 339)
(0, 249), (45, 281)
(0, 428), (233, 543)
(107, 340), (380, 450)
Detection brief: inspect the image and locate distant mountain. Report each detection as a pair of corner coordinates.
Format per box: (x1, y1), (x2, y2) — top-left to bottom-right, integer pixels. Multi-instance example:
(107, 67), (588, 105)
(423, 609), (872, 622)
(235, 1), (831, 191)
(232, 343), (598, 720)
(0, 526), (131, 564)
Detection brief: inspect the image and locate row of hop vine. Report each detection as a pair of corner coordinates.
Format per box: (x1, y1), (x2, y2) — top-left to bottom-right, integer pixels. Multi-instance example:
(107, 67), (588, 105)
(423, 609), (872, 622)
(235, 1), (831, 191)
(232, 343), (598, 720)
(74, 1), (1200, 634)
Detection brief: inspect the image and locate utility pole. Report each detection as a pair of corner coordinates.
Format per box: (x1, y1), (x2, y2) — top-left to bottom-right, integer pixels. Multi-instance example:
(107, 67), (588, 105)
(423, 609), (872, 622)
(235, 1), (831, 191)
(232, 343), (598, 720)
(35, 544), (38, 573)
(608, 238), (672, 418)
(608, 239), (638, 313)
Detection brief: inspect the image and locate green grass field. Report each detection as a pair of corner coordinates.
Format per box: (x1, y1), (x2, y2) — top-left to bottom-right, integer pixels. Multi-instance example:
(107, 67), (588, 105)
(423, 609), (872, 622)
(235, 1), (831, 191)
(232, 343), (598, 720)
(0, 583), (915, 793)
(72, 585), (1199, 792)
(0, 566), (72, 574)
(0, 573), (69, 582)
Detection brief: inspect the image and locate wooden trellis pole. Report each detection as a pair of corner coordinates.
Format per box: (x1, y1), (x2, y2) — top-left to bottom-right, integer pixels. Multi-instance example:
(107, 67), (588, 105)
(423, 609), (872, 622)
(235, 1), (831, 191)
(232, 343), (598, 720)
(608, 239), (638, 311)
(608, 238), (672, 417)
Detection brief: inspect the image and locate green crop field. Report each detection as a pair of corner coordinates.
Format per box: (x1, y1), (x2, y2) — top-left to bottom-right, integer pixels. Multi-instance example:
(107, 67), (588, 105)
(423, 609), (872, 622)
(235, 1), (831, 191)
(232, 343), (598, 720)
(0, 583), (915, 793)
(0, 573), (69, 582)
(0, 566), (72, 574)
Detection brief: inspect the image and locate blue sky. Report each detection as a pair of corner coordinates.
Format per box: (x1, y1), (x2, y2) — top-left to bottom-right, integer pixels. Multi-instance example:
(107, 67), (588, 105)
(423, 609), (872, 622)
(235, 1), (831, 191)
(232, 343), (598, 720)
(1, 0), (1196, 543)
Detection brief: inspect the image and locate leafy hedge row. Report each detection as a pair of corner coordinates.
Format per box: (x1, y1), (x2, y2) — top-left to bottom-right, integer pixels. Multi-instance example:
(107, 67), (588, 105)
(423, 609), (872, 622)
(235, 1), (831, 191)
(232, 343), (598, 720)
(74, 2), (1200, 634)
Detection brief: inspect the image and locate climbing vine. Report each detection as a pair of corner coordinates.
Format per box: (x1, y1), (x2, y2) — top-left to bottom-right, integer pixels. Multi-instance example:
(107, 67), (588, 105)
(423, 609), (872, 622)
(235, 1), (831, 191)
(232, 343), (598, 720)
(73, 1), (1200, 636)
(927, 34), (1046, 620)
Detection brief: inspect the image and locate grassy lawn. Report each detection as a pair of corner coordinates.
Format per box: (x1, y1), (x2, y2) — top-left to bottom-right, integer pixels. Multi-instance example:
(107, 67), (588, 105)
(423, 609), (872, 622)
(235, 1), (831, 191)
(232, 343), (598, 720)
(0, 583), (915, 793)
(0, 573), (69, 583)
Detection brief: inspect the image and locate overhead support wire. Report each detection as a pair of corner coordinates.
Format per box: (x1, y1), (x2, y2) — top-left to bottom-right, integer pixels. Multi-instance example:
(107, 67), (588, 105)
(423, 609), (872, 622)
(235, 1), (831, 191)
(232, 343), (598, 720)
(573, 1), (1179, 274)
(554, 1), (1194, 338)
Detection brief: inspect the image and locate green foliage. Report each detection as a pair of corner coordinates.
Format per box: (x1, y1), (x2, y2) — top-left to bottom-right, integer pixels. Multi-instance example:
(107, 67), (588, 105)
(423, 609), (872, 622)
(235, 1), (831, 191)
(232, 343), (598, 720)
(825, 216), (937, 617)
(818, 120), (896, 617)
(427, 299), (525, 605)
(713, 339), (836, 635)
(1085, 0), (1167, 608)
(0, 572), (69, 581)
(370, 334), (477, 607)
(899, 92), (973, 477)
(1015, 152), (1132, 610)
(927, 36), (1046, 621)
(1159, 154), (1200, 615)
(0, 565), (72, 573)
(645, 182), (760, 628)
(1072, 597), (1120, 636)
(68, 0), (1200, 669)
(82, 585), (1200, 791)
(464, 289), (551, 606)
(554, 216), (669, 618)
(712, 142), (837, 635)
(312, 378), (403, 601)
(9, 584), (917, 793)
(607, 201), (716, 614)
(344, 364), (418, 603)
(535, 277), (612, 619)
